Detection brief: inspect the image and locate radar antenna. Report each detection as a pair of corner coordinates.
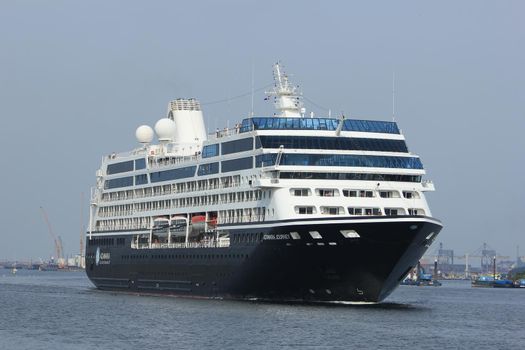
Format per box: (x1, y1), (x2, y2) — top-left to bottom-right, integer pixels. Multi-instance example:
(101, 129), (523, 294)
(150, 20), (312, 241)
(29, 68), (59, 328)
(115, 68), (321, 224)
(265, 62), (303, 117)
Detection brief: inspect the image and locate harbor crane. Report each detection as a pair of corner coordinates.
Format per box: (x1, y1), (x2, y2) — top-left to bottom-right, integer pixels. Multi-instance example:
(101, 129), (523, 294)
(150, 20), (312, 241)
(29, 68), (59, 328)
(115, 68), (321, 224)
(454, 243), (510, 276)
(39, 206), (66, 268)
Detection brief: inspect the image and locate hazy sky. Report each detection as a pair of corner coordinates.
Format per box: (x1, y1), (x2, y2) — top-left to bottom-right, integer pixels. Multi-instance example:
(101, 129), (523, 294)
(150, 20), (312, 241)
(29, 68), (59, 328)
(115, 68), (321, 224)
(0, 0), (523, 262)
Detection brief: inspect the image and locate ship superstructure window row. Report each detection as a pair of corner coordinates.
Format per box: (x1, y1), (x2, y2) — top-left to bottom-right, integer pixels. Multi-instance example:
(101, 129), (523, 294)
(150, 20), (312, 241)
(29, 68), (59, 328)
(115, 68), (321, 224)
(343, 190), (374, 198)
(106, 158), (147, 175)
(348, 207), (382, 216)
(279, 172), (422, 183)
(280, 154), (423, 169)
(257, 136), (408, 153)
(256, 154), (422, 169)
(101, 175), (250, 202)
(97, 189), (265, 218)
(96, 205), (267, 232)
(241, 117), (400, 134)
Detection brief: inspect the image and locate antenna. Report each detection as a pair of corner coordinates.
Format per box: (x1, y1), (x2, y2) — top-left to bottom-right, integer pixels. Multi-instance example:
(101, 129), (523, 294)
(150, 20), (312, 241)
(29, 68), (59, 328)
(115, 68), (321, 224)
(250, 61), (255, 117)
(80, 192), (85, 268)
(392, 72), (395, 122)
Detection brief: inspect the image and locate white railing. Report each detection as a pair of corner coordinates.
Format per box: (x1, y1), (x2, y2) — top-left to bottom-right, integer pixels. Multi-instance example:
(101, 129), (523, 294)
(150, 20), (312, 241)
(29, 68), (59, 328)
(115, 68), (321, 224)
(131, 239), (230, 250)
(148, 155), (200, 169)
(208, 125), (248, 140)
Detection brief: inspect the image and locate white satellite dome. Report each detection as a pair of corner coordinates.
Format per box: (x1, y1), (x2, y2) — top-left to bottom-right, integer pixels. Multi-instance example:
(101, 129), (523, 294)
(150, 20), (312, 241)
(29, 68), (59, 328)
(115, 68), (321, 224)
(135, 125), (154, 144)
(154, 118), (176, 142)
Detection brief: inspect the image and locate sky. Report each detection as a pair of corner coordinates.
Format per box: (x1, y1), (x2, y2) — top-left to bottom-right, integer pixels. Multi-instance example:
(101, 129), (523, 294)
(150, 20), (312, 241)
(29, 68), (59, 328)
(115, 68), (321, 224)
(0, 0), (523, 262)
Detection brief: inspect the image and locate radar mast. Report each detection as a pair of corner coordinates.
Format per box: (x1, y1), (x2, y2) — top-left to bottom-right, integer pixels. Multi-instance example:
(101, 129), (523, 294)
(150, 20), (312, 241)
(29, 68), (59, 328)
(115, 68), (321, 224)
(266, 62), (303, 117)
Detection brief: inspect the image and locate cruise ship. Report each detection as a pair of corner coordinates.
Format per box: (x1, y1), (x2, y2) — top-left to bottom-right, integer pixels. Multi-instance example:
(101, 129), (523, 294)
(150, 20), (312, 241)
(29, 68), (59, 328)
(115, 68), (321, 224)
(85, 63), (442, 303)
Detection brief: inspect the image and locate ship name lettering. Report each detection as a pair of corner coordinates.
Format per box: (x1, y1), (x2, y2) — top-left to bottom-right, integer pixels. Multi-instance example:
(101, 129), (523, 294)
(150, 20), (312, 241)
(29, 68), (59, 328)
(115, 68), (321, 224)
(263, 234), (290, 240)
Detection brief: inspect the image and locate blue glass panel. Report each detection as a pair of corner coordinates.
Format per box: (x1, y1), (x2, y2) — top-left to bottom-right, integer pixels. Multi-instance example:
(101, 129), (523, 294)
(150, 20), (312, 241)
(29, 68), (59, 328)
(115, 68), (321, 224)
(107, 160), (134, 175)
(221, 157), (253, 172)
(135, 158), (146, 170)
(343, 119), (399, 134)
(135, 174), (148, 185)
(279, 172), (422, 182)
(150, 166), (196, 183)
(242, 117), (400, 134)
(198, 162), (219, 176)
(104, 176), (134, 189)
(202, 144), (220, 158)
(278, 154), (423, 169)
(257, 136), (408, 152)
(255, 154), (278, 167)
(221, 138), (253, 155)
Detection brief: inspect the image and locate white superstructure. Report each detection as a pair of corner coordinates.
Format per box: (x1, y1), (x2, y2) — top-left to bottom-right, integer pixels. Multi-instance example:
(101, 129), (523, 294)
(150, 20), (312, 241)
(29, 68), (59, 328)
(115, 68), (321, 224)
(88, 63), (435, 248)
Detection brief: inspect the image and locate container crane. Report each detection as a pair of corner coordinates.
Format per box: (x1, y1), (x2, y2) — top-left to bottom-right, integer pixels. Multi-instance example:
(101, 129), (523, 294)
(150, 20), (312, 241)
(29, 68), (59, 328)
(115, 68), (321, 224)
(39, 206), (66, 268)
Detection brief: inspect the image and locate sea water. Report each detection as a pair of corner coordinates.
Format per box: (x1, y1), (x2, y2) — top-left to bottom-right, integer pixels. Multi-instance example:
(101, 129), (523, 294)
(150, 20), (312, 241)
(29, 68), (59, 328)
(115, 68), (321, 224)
(1, 270), (524, 349)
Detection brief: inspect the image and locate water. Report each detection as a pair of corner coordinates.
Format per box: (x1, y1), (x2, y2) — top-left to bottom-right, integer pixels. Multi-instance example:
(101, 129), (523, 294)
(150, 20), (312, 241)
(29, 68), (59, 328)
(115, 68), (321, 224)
(1, 270), (524, 349)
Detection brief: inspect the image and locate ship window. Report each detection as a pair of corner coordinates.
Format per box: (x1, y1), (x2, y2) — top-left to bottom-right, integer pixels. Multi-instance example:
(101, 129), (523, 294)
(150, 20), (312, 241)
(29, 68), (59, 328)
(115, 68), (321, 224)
(291, 188), (310, 196)
(255, 154), (278, 167)
(403, 191), (419, 199)
(198, 162), (219, 176)
(296, 206), (315, 214)
(317, 188), (338, 197)
(135, 174), (148, 185)
(257, 136), (408, 153)
(408, 208), (425, 216)
(221, 138), (253, 155)
(279, 154), (423, 169)
(385, 208), (397, 216)
(380, 191), (397, 198)
(135, 158), (146, 170)
(221, 157), (253, 173)
(343, 190), (358, 197)
(150, 166), (196, 183)
(104, 176), (134, 189)
(202, 144), (220, 158)
(107, 160), (134, 175)
(343, 190), (374, 198)
(348, 208), (362, 215)
(280, 172), (422, 183)
(246, 117), (399, 134)
(320, 206), (343, 215)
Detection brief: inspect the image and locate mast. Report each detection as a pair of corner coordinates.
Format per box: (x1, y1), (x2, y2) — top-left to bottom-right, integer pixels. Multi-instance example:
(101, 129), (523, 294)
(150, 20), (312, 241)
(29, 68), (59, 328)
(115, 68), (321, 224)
(265, 62), (303, 117)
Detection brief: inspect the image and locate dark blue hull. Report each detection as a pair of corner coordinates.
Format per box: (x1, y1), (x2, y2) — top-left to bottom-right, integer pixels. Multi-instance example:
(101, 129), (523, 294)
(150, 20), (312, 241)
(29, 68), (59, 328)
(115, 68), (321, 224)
(85, 216), (442, 302)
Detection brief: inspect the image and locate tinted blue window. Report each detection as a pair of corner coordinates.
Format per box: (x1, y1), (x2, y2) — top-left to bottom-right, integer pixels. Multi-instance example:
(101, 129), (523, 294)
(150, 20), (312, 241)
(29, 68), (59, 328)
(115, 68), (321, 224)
(135, 174), (148, 185)
(135, 158), (146, 170)
(240, 119), (252, 133)
(222, 157), (253, 172)
(202, 144), (220, 158)
(221, 138), (253, 155)
(107, 160), (134, 175)
(104, 176), (134, 189)
(255, 154), (278, 167)
(258, 136), (408, 152)
(279, 172), (421, 182)
(150, 166), (196, 183)
(241, 117), (400, 134)
(198, 162), (219, 176)
(279, 154), (423, 169)
(343, 119), (399, 134)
